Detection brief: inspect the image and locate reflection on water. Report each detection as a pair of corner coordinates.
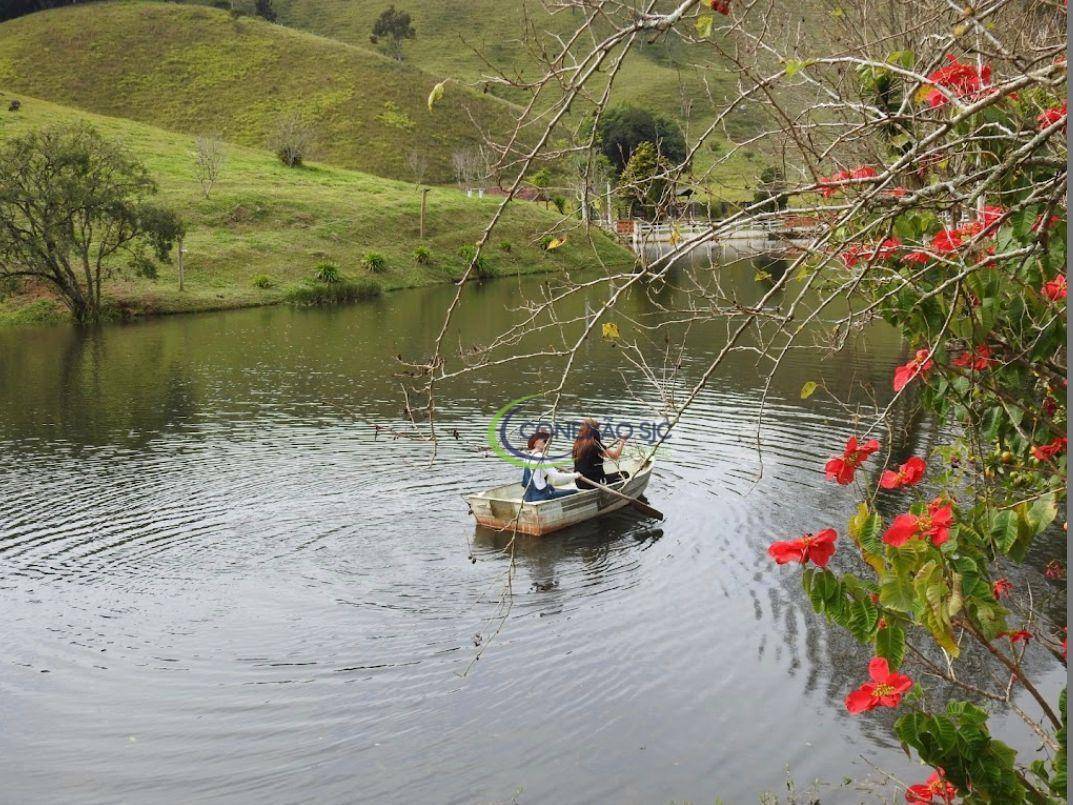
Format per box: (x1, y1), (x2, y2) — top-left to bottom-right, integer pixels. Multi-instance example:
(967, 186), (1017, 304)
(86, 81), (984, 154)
(0, 261), (1064, 803)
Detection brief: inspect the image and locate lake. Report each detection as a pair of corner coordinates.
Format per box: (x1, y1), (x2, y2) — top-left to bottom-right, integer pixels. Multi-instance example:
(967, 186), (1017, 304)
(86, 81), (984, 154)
(0, 261), (1064, 803)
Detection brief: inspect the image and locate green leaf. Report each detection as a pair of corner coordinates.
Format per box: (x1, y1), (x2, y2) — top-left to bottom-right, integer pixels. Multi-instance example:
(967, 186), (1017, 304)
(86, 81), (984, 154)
(695, 15), (713, 37)
(800, 380), (818, 399)
(990, 510), (1018, 554)
(875, 625), (905, 668)
(888, 49), (915, 68)
(879, 553), (918, 614)
(784, 58), (813, 77)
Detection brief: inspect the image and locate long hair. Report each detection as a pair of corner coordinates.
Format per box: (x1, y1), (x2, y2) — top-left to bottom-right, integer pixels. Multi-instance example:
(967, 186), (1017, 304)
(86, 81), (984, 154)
(572, 418), (601, 463)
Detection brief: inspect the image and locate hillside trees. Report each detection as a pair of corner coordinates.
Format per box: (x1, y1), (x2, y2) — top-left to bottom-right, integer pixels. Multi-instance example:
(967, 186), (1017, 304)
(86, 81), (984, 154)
(371, 5), (415, 61)
(0, 0), (98, 23)
(0, 123), (183, 321)
(595, 105), (686, 174)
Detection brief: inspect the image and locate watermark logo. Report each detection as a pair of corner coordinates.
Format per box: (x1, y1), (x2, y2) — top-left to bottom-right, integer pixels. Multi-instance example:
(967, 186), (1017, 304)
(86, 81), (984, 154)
(486, 395), (671, 468)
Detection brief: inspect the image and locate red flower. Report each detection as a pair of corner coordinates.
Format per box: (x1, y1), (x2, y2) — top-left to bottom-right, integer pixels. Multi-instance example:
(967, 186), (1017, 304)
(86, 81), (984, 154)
(1043, 274), (1067, 301)
(845, 657), (913, 713)
(979, 204), (1005, 228)
(1032, 436), (1067, 462)
(1005, 629), (1032, 645)
(818, 166), (877, 197)
(1032, 213), (1062, 233)
(926, 56), (992, 107)
(842, 238), (900, 268)
(768, 529), (838, 568)
(883, 498), (955, 548)
(825, 436), (880, 484)
(1038, 101), (1067, 130)
(875, 237), (901, 260)
(890, 186), (909, 199)
(951, 344), (993, 371)
(931, 228), (963, 253)
(879, 456), (927, 489)
(893, 348), (934, 392)
(841, 243), (865, 268)
(906, 770), (957, 804)
(903, 250), (932, 265)
(1044, 560), (1066, 580)
(992, 577), (1013, 599)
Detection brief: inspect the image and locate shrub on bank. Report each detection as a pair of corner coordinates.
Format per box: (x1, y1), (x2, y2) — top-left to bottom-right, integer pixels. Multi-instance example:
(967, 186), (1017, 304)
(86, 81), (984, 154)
(313, 261), (341, 284)
(251, 274), (275, 289)
(362, 251), (387, 273)
(413, 245), (433, 265)
(284, 277), (381, 306)
(457, 244), (492, 280)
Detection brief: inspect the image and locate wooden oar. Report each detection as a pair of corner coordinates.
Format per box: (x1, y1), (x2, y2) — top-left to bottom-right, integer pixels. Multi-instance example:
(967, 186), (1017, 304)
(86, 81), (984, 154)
(577, 477), (663, 521)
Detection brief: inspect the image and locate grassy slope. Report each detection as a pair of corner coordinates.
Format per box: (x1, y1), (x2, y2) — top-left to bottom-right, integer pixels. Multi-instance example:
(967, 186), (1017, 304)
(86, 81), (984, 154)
(269, 0), (767, 195)
(0, 92), (630, 325)
(0, 1), (517, 183)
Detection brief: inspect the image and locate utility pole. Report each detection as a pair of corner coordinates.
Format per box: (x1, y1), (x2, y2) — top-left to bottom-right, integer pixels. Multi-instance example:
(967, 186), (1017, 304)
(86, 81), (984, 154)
(177, 238), (186, 291)
(420, 187), (430, 239)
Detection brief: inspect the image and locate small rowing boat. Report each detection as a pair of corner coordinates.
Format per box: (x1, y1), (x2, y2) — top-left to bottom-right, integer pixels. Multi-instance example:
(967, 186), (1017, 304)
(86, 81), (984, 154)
(463, 450), (655, 536)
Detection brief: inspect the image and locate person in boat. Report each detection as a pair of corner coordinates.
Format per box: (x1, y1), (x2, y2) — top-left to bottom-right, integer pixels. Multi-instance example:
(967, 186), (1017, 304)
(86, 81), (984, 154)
(573, 417), (629, 488)
(521, 430), (582, 503)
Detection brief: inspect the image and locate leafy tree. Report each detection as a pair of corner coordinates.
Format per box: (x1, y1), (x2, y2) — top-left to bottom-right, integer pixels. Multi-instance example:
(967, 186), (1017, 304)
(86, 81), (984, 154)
(0, 0), (101, 23)
(370, 6), (416, 61)
(595, 105), (686, 175)
(0, 123), (183, 322)
(618, 141), (669, 217)
(528, 167), (552, 208)
(253, 0), (276, 22)
(751, 166), (787, 213)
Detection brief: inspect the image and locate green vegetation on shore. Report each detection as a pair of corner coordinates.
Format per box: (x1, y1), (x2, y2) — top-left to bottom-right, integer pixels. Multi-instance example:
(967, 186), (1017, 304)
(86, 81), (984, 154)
(0, 1), (514, 182)
(0, 93), (630, 326)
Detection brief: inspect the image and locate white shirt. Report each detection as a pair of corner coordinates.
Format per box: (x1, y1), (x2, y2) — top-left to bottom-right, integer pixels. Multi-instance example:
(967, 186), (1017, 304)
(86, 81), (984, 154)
(525, 449), (578, 490)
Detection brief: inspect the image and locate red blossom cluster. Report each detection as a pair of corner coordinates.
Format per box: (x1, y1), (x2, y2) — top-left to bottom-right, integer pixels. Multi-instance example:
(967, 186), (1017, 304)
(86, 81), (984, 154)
(1043, 274), (1067, 301)
(883, 498), (955, 547)
(841, 237), (901, 268)
(818, 165), (877, 197)
(898, 206), (1006, 265)
(1032, 213), (1062, 233)
(905, 769), (957, 804)
(1038, 101), (1067, 130)
(1044, 560), (1066, 580)
(768, 529), (838, 568)
(879, 456), (926, 490)
(825, 436), (880, 484)
(1032, 436), (1067, 462)
(951, 344), (994, 371)
(708, 0), (731, 14)
(925, 55), (992, 107)
(1005, 629), (1032, 645)
(992, 577), (1013, 599)
(845, 657), (913, 713)
(893, 348), (933, 392)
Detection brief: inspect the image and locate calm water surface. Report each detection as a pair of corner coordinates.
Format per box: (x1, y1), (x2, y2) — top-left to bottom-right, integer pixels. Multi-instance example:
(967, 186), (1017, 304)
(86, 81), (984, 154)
(0, 263), (1064, 803)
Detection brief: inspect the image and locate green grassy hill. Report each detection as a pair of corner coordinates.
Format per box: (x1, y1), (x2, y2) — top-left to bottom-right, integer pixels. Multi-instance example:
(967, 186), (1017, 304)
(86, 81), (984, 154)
(0, 92), (630, 325)
(268, 0), (769, 193)
(0, 1), (517, 183)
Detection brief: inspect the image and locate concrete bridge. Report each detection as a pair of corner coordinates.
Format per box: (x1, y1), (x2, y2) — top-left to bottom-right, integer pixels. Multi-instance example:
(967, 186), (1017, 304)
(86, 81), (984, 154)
(607, 218), (821, 259)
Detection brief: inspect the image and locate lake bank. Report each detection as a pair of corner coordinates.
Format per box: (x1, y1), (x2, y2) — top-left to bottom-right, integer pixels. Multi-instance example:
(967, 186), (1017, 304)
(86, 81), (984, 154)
(0, 92), (632, 327)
